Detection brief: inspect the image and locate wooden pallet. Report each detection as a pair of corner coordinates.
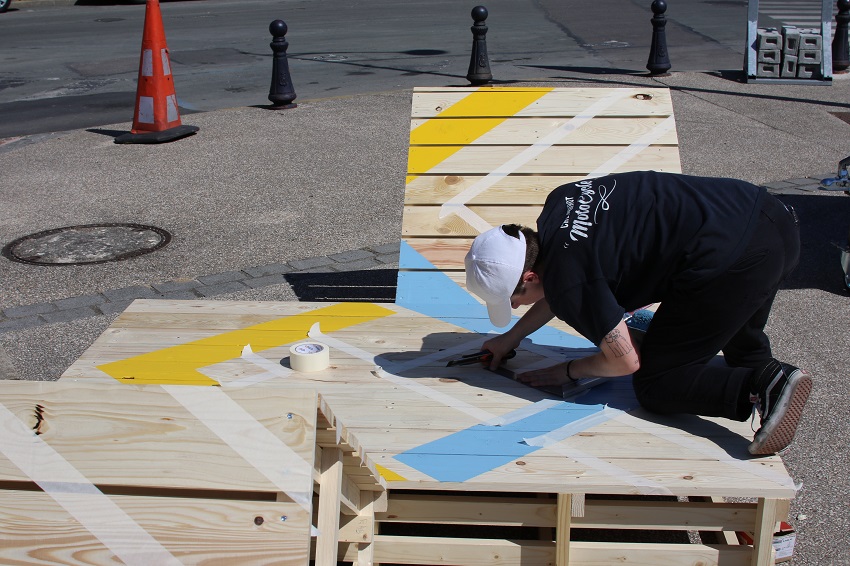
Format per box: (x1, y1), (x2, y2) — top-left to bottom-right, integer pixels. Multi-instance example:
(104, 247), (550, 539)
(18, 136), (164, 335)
(44, 299), (793, 565)
(0, 87), (793, 566)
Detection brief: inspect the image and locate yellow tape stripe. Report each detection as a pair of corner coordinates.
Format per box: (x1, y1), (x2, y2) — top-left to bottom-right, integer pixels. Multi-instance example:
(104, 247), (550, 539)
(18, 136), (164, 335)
(97, 303), (395, 386)
(375, 463), (408, 482)
(405, 88), (553, 184)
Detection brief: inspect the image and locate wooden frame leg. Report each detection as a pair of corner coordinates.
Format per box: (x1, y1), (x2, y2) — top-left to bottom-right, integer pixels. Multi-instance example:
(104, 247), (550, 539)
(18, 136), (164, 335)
(316, 447), (343, 566)
(751, 497), (778, 566)
(357, 491), (377, 566)
(556, 493), (572, 566)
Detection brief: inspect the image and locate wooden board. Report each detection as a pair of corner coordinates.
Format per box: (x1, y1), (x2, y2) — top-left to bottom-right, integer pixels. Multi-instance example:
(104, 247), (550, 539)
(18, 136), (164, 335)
(0, 379), (317, 565)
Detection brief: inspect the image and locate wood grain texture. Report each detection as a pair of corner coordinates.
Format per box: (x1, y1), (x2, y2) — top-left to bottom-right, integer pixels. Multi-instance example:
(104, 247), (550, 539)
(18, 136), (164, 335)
(1, 491), (310, 566)
(0, 380), (317, 494)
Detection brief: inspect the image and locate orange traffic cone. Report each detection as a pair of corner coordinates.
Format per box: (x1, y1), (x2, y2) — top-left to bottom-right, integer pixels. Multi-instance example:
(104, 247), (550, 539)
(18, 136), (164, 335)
(115, 0), (198, 144)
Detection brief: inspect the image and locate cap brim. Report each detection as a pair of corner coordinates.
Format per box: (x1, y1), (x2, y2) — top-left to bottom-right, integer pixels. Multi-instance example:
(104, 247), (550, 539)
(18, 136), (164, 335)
(486, 298), (513, 328)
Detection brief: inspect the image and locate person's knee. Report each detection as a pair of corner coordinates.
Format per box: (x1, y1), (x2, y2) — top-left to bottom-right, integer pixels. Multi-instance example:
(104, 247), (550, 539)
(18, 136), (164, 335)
(632, 373), (674, 414)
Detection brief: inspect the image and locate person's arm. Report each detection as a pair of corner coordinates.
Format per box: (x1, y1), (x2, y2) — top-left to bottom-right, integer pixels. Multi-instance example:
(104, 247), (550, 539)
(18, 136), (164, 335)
(482, 299), (556, 369)
(517, 318), (640, 386)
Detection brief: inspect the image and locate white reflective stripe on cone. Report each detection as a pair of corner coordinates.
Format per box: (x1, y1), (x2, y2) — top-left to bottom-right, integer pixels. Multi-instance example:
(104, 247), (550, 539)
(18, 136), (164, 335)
(137, 96), (154, 123)
(141, 49), (153, 77)
(166, 95), (179, 123)
(161, 48), (171, 76)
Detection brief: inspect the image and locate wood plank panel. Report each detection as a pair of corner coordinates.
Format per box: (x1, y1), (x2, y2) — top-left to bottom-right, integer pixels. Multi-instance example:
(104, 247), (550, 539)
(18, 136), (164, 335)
(401, 205), (539, 236)
(1, 491), (310, 566)
(378, 494), (757, 532)
(341, 536), (753, 566)
(0, 381), (316, 494)
(403, 175), (579, 205)
(410, 87), (675, 118)
(407, 145), (681, 175)
(410, 116), (680, 145)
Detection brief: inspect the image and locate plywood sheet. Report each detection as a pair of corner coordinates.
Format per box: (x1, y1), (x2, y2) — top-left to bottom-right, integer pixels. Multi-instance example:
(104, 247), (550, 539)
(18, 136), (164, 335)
(56, 300), (794, 500)
(399, 86), (682, 310)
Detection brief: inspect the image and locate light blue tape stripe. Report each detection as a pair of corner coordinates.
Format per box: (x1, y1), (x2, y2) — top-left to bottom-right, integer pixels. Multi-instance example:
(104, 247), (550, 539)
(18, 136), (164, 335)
(396, 243), (592, 348)
(396, 402), (605, 482)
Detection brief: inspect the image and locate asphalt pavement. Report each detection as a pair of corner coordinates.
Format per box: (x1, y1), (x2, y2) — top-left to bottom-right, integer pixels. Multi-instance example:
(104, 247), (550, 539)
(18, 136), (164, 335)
(2, 3), (850, 565)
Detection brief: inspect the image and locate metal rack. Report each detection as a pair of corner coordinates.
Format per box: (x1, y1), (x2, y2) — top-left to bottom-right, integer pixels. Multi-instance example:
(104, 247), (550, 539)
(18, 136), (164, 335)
(745, 0), (834, 84)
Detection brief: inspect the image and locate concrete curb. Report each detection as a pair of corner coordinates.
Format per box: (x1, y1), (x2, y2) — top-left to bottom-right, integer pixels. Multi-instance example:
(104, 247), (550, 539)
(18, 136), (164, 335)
(0, 242), (400, 333)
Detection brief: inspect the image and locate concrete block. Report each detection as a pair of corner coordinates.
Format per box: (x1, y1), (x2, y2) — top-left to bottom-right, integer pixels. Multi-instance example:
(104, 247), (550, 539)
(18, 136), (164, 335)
(758, 28), (782, 50)
(757, 62), (781, 78)
(3, 302), (56, 318)
(196, 281), (250, 298)
(800, 33), (822, 50)
(782, 27), (800, 55)
(329, 249), (375, 263)
(41, 307), (98, 324)
(55, 294), (106, 310)
(196, 270), (248, 285)
(102, 285), (157, 302)
(151, 279), (203, 293)
(244, 263), (293, 277)
(289, 256), (335, 270)
(371, 242), (400, 255)
(758, 49), (781, 64)
(781, 55), (798, 78)
(798, 48), (822, 64)
(797, 63), (821, 79)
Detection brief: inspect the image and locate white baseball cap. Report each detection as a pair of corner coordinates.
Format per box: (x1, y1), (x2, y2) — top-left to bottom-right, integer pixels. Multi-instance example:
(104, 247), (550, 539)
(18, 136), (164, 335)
(464, 225), (526, 327)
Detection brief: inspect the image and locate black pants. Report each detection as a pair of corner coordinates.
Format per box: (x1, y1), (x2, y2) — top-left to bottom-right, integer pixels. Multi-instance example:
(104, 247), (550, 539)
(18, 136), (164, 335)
(632, 194), (800, 421)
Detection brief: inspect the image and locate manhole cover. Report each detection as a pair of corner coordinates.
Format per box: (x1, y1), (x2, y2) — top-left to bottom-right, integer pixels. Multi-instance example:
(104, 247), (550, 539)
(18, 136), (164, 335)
(2, 223), (171, 266)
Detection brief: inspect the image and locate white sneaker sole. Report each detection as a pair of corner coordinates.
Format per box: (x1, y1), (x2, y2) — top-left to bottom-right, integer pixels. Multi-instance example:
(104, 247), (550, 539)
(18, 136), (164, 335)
(748, 369), (812, 455)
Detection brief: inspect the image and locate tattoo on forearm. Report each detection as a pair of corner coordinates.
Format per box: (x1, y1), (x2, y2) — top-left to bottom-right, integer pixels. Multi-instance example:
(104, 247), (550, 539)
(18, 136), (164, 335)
(604, 329), (632, 358)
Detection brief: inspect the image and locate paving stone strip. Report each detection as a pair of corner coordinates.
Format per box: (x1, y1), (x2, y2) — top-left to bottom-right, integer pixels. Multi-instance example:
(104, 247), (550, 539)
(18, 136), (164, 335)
(0, 243), (400, 333)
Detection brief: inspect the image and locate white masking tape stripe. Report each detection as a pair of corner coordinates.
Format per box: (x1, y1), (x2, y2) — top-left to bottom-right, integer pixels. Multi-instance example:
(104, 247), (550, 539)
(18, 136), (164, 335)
(0, 403), (181, 566)
(223, 344), (291, 388)
(163, 386), (313, 511)
(391, 337), (488, 373)
(613, 413), (798, 491)
(484, 399), (563, 427)
(545, 441), (674, 496)
(371, 367), (498, 422)
(308, 322), (376, 364)
(309, 322), (482, 374)
(586, 115), (677, 178)
(438, 89), (636, 231)
(439, 89), (635, 215)
(523, 406), (624, 446)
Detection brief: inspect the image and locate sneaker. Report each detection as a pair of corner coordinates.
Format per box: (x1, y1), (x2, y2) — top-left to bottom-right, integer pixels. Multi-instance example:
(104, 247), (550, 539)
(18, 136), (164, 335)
(748, 361), (812, 455)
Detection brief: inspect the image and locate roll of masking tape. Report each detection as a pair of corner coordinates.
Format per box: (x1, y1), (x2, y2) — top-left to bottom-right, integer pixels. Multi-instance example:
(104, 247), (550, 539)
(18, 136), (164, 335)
(289, 341), (330, 372)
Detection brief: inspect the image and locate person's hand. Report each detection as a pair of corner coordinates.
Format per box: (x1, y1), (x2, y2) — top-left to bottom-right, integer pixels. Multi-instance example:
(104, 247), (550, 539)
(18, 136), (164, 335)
(481, 333), (521, 370)
(517, 362), (572, 386)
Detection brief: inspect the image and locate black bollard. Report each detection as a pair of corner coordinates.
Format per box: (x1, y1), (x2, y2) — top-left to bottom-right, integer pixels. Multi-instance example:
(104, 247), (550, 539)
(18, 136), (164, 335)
(834, 0), (850, 73)
(466, 6), (493, 85)
(646, 0), (672, 76)
(268, 19), (297, 109)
